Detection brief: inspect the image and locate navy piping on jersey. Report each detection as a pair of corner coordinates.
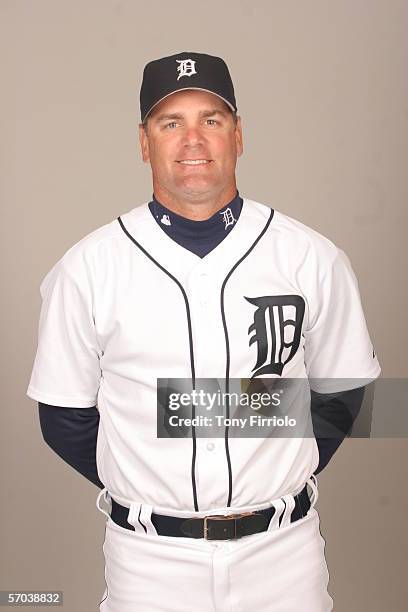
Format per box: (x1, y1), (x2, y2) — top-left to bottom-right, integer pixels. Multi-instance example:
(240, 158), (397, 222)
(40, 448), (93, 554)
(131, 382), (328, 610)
(220, 207), (275, 507)
(117, 215), (200, 512)
(117, 207), (275, 511)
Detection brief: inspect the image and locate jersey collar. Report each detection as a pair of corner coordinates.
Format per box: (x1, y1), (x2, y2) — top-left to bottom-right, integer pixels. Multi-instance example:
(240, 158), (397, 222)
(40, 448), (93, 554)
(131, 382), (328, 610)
(120, 198), (273, 282)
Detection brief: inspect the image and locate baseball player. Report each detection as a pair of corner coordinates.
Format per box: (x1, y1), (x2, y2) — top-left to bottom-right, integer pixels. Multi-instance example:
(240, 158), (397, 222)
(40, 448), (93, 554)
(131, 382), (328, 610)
(27, 52), (381, 611)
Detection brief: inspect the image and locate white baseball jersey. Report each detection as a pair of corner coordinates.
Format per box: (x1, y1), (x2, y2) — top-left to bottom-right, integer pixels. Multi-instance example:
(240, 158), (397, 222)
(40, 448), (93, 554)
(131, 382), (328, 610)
(27, 198), (381, 512)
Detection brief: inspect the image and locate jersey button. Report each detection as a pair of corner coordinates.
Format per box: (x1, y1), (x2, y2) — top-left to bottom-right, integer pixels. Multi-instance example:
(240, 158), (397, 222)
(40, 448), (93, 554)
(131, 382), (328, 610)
(206, 441), (215, 451)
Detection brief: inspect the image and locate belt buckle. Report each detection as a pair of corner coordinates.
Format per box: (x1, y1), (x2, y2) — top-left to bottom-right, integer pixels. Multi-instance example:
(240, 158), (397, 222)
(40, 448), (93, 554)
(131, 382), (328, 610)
(203, 511), (255, 541)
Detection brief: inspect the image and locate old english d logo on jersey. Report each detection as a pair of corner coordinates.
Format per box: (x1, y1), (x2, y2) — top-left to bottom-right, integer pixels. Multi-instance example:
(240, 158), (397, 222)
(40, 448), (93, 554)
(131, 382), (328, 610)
(176, 59), (197, 80)
(245, 295), (305, 377)
(220, 207), (236, 230)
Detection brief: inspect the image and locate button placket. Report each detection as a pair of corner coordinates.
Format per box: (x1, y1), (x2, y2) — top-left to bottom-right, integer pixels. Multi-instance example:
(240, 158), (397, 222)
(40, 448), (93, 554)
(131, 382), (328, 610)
(198, 271), (209, 307)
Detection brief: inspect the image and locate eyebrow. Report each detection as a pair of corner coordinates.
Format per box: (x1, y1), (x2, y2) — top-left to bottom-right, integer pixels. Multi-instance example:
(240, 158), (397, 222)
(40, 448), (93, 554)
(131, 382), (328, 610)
(154, 109), (228, 123)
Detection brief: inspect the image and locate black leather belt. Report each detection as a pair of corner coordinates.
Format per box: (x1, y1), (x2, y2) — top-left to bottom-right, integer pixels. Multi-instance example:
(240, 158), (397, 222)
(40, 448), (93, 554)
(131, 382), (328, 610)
(110, 484), (311, 541)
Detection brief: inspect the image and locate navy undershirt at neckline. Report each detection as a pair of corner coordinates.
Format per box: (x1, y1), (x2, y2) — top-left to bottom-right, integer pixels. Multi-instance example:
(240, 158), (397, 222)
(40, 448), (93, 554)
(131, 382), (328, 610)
(148, 191), (243, 258)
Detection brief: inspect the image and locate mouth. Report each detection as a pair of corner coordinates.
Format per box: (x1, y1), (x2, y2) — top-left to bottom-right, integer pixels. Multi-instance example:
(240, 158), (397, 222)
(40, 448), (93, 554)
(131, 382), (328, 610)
(176, 159), (212, 165)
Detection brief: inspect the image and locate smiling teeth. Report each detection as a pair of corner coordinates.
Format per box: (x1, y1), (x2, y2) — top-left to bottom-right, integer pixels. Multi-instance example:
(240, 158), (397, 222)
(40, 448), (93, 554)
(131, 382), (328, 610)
(179, 160), (209, 165)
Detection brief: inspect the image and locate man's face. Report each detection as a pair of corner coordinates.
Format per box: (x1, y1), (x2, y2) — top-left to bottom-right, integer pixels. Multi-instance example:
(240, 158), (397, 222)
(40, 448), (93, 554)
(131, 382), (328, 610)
(139, 89), (243, 202)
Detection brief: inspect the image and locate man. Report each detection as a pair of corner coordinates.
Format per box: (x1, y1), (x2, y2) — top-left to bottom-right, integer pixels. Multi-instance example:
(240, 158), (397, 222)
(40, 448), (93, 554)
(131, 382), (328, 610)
(27, 52), (381, 611)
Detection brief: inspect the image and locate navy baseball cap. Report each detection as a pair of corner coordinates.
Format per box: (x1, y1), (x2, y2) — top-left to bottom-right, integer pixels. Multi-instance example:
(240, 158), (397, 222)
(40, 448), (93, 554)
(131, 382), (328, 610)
(140, 51), (237, 123)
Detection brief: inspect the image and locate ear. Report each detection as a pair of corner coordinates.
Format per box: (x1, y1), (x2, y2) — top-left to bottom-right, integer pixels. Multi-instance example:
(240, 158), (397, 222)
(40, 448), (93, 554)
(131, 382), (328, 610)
(139, 123), (150, 163)
(235, 116), (243, 157)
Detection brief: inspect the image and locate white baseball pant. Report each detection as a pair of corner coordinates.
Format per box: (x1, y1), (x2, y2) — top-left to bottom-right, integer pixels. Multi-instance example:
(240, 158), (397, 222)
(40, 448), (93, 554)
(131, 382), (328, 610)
(96, 477), (333, 611)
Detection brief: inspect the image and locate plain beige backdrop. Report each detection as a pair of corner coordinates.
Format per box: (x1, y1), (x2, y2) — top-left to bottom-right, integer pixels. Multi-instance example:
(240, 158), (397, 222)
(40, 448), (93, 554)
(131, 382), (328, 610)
(2, 0), (407, 610)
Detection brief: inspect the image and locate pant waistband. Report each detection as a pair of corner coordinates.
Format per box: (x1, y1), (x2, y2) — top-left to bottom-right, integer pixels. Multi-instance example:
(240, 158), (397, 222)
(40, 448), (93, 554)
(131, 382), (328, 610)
(108, 483), (312, 540)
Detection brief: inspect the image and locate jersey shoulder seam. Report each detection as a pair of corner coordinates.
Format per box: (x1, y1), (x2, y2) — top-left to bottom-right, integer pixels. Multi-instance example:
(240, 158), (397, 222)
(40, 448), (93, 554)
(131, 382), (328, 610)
(59, 203), (151, 266)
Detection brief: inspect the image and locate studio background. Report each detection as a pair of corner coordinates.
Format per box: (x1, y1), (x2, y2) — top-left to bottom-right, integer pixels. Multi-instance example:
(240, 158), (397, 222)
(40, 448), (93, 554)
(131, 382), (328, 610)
(1, 1), (407, 610)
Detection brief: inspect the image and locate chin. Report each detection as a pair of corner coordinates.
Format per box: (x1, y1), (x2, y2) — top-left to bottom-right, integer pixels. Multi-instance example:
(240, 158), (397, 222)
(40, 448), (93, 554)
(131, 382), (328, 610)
(176, 179), (215, 195)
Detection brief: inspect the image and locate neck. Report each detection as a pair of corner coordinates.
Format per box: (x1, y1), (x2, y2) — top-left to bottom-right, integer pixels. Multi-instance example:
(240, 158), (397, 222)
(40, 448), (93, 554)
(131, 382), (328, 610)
(151, 183), (238, 221)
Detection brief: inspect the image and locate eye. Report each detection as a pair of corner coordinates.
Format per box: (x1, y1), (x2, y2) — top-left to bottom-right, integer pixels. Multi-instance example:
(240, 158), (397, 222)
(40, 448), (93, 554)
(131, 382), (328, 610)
(206, 119), (218, 126)
(165, 122), (178, 129)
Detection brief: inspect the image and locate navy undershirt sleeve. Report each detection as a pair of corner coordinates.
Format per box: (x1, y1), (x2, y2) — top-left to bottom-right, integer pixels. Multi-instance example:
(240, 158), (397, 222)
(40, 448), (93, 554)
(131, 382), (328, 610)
(38, 402), (104, 489)
(311, 386), (365, 474)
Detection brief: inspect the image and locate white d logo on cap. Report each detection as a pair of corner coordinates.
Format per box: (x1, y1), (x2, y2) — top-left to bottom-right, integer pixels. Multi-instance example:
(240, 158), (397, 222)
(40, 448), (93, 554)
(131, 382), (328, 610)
(176, 59), (197, 81)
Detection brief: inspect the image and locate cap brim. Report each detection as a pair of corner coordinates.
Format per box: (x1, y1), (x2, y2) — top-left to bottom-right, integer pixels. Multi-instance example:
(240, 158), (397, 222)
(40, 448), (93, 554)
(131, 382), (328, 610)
(142, 87), (236, 122)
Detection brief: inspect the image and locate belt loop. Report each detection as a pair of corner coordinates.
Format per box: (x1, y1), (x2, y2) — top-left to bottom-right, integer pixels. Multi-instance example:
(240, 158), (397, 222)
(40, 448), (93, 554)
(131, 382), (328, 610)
(267, 498), (285, 532)
(139, 504), (158, 535)
(125, 502), (147, 534)
(279, 494), (296, 528)
(306, 474), (319, 507)
(96, 487), (112, 520)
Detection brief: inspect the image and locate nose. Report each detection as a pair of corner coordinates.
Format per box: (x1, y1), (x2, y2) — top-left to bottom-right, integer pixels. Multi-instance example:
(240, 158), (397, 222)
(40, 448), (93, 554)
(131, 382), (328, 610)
(182, 126), (205, 147)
